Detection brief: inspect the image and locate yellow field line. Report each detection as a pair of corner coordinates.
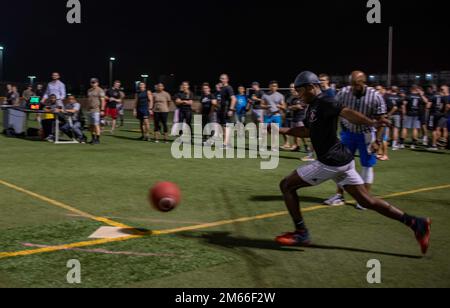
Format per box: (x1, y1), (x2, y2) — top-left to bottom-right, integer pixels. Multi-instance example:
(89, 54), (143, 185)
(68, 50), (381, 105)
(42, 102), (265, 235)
(0, 184), (448, 260)
(0, 180), (131, 229)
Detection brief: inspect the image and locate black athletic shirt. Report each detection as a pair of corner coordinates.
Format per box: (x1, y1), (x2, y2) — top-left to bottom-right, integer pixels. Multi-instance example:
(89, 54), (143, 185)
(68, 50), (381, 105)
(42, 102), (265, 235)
(384, 93), (403, 116)
(6, 91), (19, 106)
(304, 94), (354, 167)
(248, 90), (265, 110)
(219, 85), (235, 112)
(429, 94), (445, 116)
(444, 96), (450, 117)
(105, 88), (122, 109)
(201, 93), (216, 115)
(286, 95), (306, 122)
(175, 91), (194, 112)
(405, 94), (424, 117)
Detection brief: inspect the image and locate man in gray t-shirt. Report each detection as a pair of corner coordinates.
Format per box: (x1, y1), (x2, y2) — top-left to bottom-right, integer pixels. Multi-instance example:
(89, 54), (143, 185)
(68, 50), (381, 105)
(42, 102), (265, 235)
(58, 95), (85, 142)
(262, 81), (286, 126)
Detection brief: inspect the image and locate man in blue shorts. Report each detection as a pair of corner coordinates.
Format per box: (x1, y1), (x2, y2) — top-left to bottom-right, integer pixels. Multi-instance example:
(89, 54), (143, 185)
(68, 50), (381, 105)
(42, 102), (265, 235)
(324, 71), (386, 210)
(262, 81), (286, 150)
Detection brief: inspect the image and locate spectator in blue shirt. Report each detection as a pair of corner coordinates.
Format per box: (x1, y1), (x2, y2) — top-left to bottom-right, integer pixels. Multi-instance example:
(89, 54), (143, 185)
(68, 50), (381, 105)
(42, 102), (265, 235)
(235, 86), (249, 124)
(319, 74), (336, 98)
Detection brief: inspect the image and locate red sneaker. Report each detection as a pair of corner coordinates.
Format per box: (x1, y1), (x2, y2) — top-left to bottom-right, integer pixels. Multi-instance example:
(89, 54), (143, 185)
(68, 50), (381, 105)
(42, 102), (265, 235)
(414, 218), (432, 255)
(276, 230), (312, 246)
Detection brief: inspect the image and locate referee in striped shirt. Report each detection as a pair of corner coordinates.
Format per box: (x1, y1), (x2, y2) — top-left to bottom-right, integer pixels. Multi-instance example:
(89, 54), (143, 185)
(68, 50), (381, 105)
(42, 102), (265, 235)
(324, 71), (387, 209)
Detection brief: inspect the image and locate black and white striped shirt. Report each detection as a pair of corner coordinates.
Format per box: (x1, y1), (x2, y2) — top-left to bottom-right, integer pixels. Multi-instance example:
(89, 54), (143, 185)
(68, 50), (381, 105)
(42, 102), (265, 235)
(337, 86), (387, 134)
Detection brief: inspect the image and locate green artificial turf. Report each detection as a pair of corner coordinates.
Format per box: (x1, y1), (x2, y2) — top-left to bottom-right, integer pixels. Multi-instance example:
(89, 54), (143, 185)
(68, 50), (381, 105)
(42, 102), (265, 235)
(0, 109), (449, 288)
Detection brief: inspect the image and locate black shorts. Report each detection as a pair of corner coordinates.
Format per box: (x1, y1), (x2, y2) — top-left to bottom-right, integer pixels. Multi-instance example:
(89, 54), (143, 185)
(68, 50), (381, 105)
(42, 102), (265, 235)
(137, 109), (150, 120)
(419, 112), (428, 126)
(428, 114), (447, 130)
(218, 110), (236, 126)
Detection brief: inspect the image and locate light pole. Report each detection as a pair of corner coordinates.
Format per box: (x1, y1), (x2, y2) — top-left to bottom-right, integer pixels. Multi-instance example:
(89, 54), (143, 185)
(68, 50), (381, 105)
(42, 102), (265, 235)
(109, 57), (116, 86)
(28, 76), (37, 86)
(0, 45), (4, 82)
(387, 26), (393, 87)
(141, 74), (149, 85)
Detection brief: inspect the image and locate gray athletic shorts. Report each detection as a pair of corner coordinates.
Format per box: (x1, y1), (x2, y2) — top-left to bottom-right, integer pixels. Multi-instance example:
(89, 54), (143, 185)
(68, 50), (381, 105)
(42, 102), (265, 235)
(390, 115), (401, 128)
(291, 121), (305, 128)
(88, 112), (101, 126)
(403, 116), (421, 129)
(297, 160), (364, 187)
(438, 117), (448, 128)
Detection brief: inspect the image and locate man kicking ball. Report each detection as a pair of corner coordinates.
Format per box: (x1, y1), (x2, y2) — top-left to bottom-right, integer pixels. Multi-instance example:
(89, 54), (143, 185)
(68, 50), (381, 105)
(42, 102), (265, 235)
(277, 71), (431, 254)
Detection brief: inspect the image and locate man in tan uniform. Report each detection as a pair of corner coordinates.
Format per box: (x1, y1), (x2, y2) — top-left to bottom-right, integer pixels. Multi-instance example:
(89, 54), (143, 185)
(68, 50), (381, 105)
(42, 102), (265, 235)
(153, 83), (172, 143)
(87, 78), (106, 145)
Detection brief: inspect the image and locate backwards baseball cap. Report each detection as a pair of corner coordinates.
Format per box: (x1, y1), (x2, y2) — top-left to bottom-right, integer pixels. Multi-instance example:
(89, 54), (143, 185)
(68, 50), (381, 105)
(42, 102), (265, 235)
(90, 78), (99, 83)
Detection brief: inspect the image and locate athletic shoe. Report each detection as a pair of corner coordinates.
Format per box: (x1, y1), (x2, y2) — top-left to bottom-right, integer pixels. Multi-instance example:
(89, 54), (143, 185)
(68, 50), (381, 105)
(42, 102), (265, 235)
(422, 136), (428, 146)
(355, 204), (367, 211)
(427, 146), (438, 151)
(276, 230), (312, 246)
(410, 144), (416, 150)
(392, 146), (400, 151)
(324, 194), (345, 206)
(399, 144), (406, 149)
(45, 135), (55, 142)
(413, 218), (432, 255)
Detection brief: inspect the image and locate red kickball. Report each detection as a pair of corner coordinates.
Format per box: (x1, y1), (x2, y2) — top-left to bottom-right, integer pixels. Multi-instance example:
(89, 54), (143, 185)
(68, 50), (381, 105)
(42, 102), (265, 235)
(149, 182), (181, 212)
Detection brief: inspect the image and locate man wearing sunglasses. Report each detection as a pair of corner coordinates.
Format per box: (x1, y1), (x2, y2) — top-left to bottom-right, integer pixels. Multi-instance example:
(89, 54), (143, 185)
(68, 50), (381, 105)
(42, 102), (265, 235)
(276, 71), (431, 255)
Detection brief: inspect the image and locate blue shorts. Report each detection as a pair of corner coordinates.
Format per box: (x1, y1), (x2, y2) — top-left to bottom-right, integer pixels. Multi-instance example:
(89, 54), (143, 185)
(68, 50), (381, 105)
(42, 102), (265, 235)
(264, 114), (282, 127)
(341, 131), (377, 168)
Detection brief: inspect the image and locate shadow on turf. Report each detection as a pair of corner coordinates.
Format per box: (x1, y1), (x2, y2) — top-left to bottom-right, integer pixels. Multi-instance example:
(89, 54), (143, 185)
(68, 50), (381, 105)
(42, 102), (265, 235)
(179, 232), (422, 259)
(249, 195), (324, 204)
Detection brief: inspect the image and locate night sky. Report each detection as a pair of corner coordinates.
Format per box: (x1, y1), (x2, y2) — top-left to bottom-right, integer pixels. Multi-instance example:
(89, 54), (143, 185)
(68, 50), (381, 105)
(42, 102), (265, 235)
(1, 0), (449, 90)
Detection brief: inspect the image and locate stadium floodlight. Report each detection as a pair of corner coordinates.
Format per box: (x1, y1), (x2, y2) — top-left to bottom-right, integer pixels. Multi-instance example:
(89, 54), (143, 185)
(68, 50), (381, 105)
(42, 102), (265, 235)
(28, 76), (37, 85)
(425, 73), (433, 81)
(415, 75), (421, 80)
(109, 57), (116, 85)
(141, 74), (149, 84)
